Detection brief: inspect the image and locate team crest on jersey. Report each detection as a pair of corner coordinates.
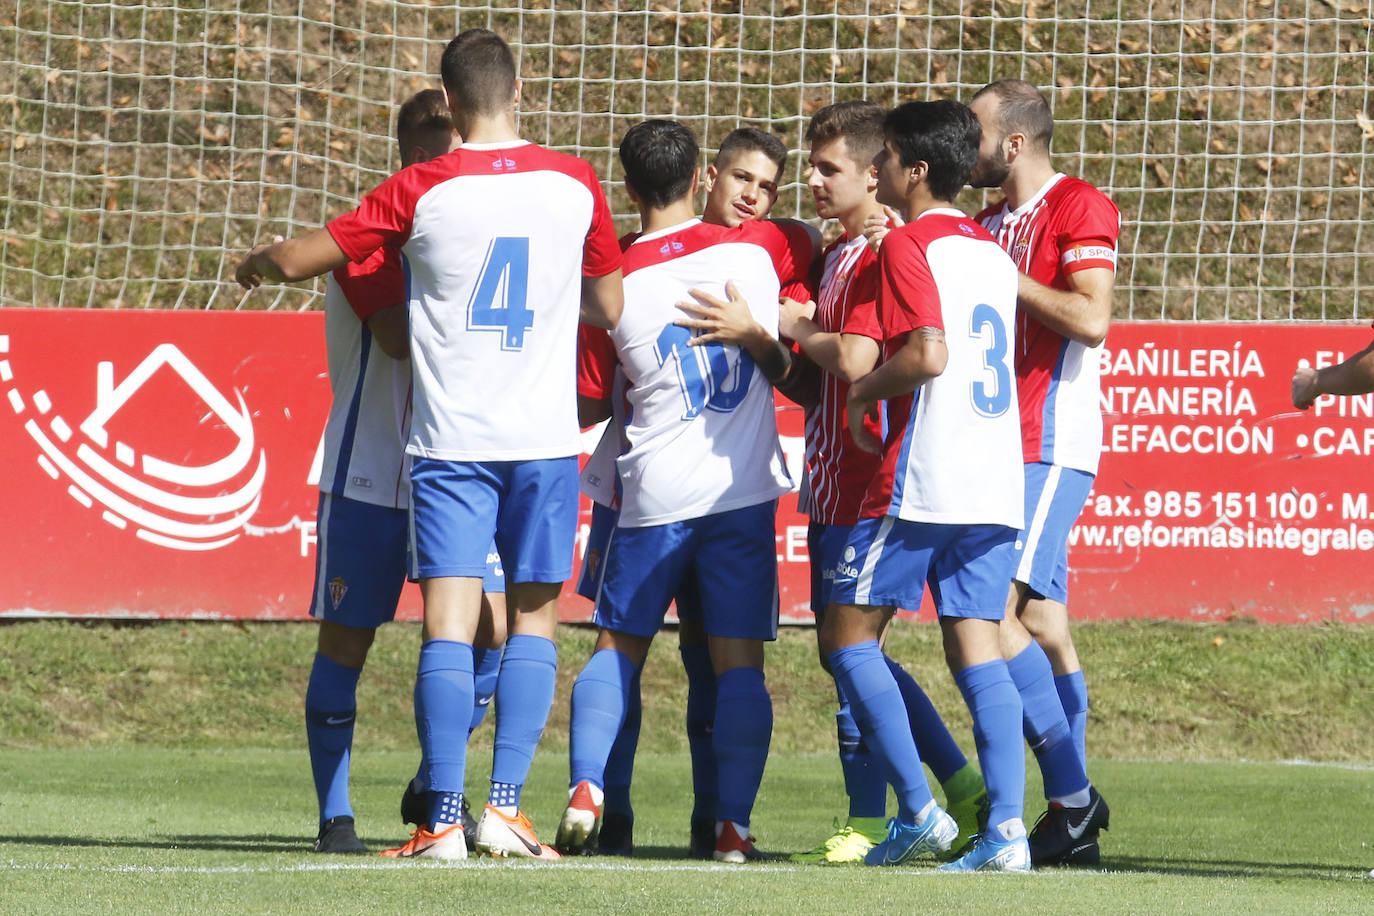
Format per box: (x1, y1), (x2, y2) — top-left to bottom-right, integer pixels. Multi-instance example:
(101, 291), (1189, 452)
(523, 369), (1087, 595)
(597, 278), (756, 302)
(658, 240), (685, 256)
(958, 222), (976, 237)
(491, 156), (518, 171)
(1012, 238), (1030, 264)
(328, 576), (348, 608)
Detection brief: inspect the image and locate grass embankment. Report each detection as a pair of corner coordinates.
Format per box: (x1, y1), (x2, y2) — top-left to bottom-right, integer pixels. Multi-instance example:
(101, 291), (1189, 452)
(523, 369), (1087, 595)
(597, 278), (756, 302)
(1, 619), (1369, 762)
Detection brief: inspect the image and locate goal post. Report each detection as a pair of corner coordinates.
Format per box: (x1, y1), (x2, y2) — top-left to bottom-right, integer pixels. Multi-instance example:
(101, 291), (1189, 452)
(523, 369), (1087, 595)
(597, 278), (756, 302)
(2, 1), (1371, 319)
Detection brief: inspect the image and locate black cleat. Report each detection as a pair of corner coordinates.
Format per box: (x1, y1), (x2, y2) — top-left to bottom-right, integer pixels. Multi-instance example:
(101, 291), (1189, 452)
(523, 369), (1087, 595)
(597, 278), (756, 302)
(597, 813), (635, 857)
(688, 816), (716, 860)
(314, 815), (369, 854)
(400, 776), (427, 827)
(1028, 785), (1110, 867)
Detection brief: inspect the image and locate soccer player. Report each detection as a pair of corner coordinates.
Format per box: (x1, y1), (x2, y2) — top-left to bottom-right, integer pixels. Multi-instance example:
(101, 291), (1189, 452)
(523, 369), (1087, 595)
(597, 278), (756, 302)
(583, 124), (815, 859)
(558, 119), (810, 863)
(823, 99), (1031, 872)
(968, 78), (1118, 866)
(303, 89), (506, 855)
(235, 29), (624, 861)
(779, 99), (988, 864)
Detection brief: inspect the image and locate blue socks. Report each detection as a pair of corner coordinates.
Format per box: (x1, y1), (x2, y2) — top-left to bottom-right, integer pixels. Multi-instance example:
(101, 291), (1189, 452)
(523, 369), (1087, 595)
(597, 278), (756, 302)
(602, 668), (642, 819)
(470, 644), (503, 733)
(1007, 642), (1089, 801)
(829, 641), (935, 823)
(954, 659), (1024, 838)
(490, 634), (557, 810)
(712, 666), (772, 827)
(305, 653), (362, 824)
(887, 655), (968, 784)
(835, 683), (886, 819)
(1055, 670), (1089, 771)
(681, 641), (718, 822)
(415, 639), (474, 825)
(568, 647), (637, 788)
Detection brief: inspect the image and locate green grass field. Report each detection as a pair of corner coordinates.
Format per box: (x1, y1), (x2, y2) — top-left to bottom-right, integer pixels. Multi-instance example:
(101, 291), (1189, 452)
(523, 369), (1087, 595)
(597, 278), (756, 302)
(1, 750), (1369, 915)
(1, 621), (1370, 912)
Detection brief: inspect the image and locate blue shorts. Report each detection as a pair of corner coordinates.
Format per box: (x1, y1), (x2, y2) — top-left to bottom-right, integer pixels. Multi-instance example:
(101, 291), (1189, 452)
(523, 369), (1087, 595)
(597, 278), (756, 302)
(1012, 462), (1094, 604)
(409, 456), (578, 584)
(310, 492), (407, 629)
(578, 500), (702, 623)
(808, 521), (854, 614)
(482, 544), (506, 595)
(591, 501), (778, 640)
(829, 516), (1017, 620)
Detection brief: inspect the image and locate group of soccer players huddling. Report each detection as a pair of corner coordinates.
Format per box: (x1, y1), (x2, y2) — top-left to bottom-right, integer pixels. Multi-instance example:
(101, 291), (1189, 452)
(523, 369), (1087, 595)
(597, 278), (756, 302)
(236, 27), (1120, 872)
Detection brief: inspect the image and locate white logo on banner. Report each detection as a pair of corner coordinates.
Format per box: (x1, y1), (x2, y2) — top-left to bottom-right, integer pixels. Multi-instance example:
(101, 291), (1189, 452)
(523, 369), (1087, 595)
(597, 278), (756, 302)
(5, 340), (267, 551)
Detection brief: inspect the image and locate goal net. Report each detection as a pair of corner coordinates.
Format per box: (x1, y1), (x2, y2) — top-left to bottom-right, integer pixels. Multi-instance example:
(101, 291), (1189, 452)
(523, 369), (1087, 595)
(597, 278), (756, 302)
(2, 1), (1371, 320)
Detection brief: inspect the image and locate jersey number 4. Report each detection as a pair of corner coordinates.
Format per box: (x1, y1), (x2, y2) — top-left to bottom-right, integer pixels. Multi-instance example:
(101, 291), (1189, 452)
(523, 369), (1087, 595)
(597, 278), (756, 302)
(467, 237), (533, 350)
(654, 325), (755, 420)
(969, 304), (1012, 417)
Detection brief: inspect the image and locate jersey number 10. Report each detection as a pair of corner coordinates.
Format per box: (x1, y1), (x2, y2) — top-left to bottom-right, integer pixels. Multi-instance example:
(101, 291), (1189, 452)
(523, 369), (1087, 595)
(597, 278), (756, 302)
(654, 324), (755, 421)
(467, 236), (534, 350)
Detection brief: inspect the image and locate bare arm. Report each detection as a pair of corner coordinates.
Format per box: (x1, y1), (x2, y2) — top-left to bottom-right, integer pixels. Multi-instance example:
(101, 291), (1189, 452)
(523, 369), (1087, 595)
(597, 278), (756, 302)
(363, 302), (409, 360)
(1292, 338), (1374, 409)
(581, 269), (625, 330)
(779, 297), (880, 383)
(774, 349), (822, 411)
(1018, 266), (1113, 348)
(235, 227), (349, 288)
(675, 281), (791, 385)
(845, 327), (948, 453)
(578, 394), (613, 428)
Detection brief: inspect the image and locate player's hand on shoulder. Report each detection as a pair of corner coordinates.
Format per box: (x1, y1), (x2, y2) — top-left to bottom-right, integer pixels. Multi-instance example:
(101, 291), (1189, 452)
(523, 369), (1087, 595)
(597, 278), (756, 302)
(778, 296), (816, 340)
(862, 206), (903, 254)
(1291, 366), (1320, 410)
(676, 280), (763, 347)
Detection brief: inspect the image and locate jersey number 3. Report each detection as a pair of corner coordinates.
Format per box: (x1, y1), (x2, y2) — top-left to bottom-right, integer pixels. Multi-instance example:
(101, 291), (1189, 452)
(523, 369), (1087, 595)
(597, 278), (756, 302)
(969, 304), (1012, 417)
(467, 236), (533, 350)
(654, 325), (755, 421)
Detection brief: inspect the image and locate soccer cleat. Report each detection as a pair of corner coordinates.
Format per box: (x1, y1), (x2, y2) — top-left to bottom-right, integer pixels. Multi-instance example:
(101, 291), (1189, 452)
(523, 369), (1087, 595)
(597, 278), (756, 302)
(713, 820), (770, 863)
(597, 813), (634, 857)
(938, 821), (1031, 873)
(400, 776), (426, 826)
(1028, 785), (1110, 867)
(314, 815), (369, 854)
(474, 805), (562, 860)
(688, 816), (716, 860)
(945, 787), (990, 858)
(555, 781), (602, 856)
(864, 806), (959, 867)
(379, 823), (467, 860)
(790, 817), (887, 864)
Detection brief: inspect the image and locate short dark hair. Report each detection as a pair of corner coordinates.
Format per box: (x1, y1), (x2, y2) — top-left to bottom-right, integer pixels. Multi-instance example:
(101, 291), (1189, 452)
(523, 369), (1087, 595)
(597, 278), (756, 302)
(713, 126), (787, 180)
(970, 79), (1053, 152)
(620, 119), (699, 210)
(440, 29), (517, 118)
(883, 100), (981, 202)
(396, 89), (453, 159)
(806, 99), (887, 168)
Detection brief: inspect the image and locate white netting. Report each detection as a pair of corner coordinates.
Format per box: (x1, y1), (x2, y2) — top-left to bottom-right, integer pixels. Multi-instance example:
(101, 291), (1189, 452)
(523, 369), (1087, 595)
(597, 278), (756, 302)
(1, 1), (1371, 319)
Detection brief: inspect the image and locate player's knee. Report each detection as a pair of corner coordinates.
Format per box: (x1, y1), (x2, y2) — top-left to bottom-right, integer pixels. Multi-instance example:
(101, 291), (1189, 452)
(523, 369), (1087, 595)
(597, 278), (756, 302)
(316, 621), (375, 669)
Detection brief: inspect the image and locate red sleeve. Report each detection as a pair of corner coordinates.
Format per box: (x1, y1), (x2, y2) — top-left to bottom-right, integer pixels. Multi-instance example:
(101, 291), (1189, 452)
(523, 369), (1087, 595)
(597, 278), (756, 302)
(775, 219), (817, 289)
(1058, 185), (1120, 275)
(325, 169), (419, 264)
(332, 246), (404, 322)
(577, 324), (617, 400)
(877, 226), (942, 337)
(837, 247), (883, 342)
(581, 167), (624, 278)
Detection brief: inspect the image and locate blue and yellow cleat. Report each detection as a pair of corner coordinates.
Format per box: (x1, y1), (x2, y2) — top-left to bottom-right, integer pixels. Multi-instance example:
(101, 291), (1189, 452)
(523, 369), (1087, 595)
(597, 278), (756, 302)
(863, 806), (958, 866)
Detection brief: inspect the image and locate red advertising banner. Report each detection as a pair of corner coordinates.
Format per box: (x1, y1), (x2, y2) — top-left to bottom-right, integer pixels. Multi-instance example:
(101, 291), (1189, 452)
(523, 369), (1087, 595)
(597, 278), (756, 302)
(0, 310), (1370, 623)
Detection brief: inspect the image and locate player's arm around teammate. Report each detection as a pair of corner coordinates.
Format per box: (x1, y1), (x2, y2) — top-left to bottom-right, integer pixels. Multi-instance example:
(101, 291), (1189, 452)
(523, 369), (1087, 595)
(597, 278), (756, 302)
(1292, 336), (1374, 407)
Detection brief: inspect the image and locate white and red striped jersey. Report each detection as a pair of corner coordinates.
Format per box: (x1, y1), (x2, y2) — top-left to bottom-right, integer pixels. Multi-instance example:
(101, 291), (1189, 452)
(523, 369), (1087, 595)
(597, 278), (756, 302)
(976, 173), (1120, 474)
(327, 139), (622, 462)
(319, 246), (411, 509)
(800, 234), (884, 526)
(860, 209), (1023, 528)
(578, 217), (812, 527)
